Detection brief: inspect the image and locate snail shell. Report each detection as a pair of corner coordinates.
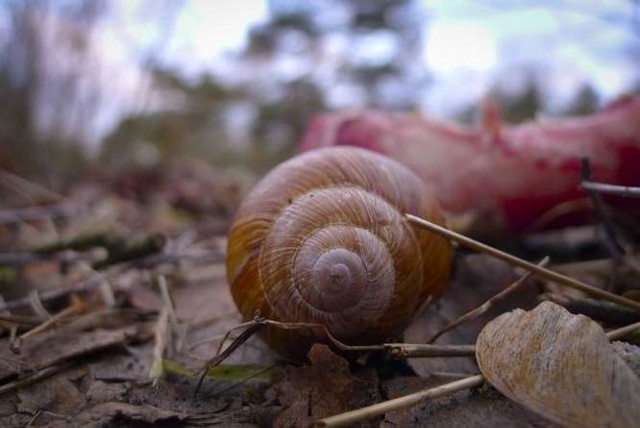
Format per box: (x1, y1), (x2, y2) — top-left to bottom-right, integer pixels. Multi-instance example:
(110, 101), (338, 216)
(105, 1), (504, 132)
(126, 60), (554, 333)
(226, 146), (452, 357)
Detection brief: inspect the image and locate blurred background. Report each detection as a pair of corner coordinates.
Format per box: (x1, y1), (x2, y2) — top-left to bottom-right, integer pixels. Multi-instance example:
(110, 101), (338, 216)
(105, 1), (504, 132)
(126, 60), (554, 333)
(1, 0), (639, 188)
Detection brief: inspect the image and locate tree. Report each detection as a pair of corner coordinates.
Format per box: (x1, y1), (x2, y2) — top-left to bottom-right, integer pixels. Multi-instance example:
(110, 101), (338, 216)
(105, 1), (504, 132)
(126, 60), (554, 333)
(562, 84), (598, 116)
(100, 67), (246, 168)
(0, 0), (105, 185)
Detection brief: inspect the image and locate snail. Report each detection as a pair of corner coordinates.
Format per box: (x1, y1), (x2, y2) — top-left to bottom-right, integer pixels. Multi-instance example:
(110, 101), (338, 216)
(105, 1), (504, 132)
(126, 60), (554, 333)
(226, 146), (453, 358)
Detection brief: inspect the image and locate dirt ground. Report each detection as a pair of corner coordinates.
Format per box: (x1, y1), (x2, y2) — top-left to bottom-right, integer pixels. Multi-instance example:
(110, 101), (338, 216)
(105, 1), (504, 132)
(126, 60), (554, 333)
(1, 161), (638, 427)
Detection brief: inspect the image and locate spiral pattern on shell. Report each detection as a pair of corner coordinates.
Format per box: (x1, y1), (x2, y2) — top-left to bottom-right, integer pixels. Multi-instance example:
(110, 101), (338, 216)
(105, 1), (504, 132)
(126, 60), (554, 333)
(226, 147), (452, 356)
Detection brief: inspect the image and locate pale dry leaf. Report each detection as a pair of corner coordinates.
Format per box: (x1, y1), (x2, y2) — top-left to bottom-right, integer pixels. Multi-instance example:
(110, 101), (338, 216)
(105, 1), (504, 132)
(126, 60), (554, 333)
(476, 301), (640, 428)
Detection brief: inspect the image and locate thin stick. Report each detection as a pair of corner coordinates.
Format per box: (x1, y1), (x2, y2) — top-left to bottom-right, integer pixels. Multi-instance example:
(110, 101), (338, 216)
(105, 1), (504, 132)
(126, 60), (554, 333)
(264, 319), (477, 357)
(195, 322), (266, 395)
(0, 314), (43, 326)
(316, 374), (484, 427)
(580, 158), (624, 292)
(319, 300), (640, 427)
(384, 343), (475, 358)
(406, 213), (640, 312)
(157, 275), (177, 324)
(0, 203), (80, 224)
(581, 181), (640, 198)
(149, 306), (170, 386)
(19, 295), (86, 340)
(0, 363), (71, 396)
(0, 169), (65, 203)
(541, 293), (640, 325)
(428, 257), (549, 343)
(0, 274), (107, 314)
(606, 321), (640, 341)
(193, 316), (476, 395)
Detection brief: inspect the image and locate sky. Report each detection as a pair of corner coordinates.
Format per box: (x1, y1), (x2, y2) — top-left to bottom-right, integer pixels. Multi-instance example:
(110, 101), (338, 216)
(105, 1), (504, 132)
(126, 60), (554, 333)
(84, 0), (640, 139)
(420, 1), (640, 113)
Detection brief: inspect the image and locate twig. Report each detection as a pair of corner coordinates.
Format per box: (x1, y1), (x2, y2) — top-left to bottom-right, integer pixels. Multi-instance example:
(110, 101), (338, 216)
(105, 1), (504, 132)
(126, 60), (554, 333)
(97, 278), (116, 308)
(259, 319), (478, 357)
(194, 315), (476, 395)
(606, 321), (640, 341)
(581, 181), (640, 198)
(580, 158), (625, 291)
(316, 374), (485, 427)
(157, 275), (177, 324)
(318, 302), (640, 427)
(28, 290), (51, 319)
(406, 213), (640, 311)
(0, 203), (81, 225)
(0, 169), (65, 203)
(150, 274), (183, 386)
(541, 293), (640, 325)
(0, 314), (43, 327)
(195, 320), (267, 396)
(0, 363), (71, 396)
(26, 409), (42, 427)
(0, 273), (107, 314)
(430, 371), (476, 379)
(149, 306), (170, 386)
(428, 257), (549, 343)
(384, 343), (475, 358)
(19, 294), (86, 341)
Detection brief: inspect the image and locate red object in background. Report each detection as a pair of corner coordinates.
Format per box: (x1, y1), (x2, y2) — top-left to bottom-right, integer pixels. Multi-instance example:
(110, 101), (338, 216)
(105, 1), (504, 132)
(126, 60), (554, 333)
(299, 95), (640, 236)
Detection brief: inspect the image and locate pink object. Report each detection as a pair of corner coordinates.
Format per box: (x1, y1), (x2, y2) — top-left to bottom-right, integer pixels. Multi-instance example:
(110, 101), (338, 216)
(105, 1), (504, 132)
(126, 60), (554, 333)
(299, 95), (640, 236)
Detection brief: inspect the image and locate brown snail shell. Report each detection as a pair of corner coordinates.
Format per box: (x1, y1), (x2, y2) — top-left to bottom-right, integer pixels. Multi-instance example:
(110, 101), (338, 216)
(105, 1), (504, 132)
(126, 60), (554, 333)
(226, 146), (452, 358)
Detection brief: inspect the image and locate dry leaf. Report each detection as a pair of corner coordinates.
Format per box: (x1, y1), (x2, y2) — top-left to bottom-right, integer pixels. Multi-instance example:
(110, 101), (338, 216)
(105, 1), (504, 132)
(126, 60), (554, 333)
(476, 301), (640, 428)
(270, 344), (380, 427)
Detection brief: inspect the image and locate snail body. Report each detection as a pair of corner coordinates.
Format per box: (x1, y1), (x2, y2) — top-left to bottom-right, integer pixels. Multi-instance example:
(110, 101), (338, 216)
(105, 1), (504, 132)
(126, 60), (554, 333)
(226, 147), (452, 357)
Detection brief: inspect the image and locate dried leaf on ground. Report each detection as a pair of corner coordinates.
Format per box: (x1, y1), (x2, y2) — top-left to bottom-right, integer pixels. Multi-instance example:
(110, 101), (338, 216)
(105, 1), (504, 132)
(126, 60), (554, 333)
(381, 376), (550, 428)
(269, 344), (380, 427)
(476, 301), (640, 428)
(0, 314), (152, 381)
(16, 367), (87, 415)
